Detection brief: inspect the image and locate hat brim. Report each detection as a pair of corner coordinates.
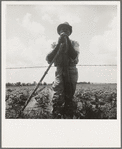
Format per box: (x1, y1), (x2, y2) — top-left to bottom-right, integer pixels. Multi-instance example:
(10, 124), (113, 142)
(57, 24), (72, 35)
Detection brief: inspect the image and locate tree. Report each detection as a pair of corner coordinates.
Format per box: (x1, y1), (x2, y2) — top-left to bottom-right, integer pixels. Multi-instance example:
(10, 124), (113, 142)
(33, 81), (37, 86)
(15, 82), (21, 86)
(22, 83), (26, 86)
(6, 82), (12, 86)
(43, 82), (47, 85)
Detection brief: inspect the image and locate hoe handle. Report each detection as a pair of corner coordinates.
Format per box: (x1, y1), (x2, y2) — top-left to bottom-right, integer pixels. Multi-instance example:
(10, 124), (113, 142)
(16, 43), (63, 118)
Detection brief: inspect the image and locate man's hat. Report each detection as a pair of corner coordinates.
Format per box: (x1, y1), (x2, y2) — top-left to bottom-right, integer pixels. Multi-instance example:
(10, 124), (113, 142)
(57, 22), (72, 35)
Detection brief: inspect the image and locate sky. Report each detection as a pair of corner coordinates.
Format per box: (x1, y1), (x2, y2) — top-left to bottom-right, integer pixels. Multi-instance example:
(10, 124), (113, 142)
(4, 1), (119, 84)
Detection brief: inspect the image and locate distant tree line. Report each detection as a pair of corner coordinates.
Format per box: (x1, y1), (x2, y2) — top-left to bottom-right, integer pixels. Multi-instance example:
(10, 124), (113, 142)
(6, 81), (91, 87)
(6, 81), (48, 87)
(77, 82), (90, 84)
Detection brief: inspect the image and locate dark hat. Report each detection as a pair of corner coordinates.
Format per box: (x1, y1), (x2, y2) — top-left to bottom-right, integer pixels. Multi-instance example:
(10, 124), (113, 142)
(57, 22), (72, 35)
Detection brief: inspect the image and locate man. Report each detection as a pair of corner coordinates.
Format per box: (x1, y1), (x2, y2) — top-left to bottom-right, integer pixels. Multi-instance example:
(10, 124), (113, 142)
(46, 22), (80, 118)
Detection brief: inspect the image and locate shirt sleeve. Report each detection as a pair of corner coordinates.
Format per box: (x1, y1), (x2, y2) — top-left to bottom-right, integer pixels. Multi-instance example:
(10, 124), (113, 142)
(51, 42), (57, 49)
(70, 40), (80, 64)
(46, 42), (57, 64)
(71, 40), (80, 53)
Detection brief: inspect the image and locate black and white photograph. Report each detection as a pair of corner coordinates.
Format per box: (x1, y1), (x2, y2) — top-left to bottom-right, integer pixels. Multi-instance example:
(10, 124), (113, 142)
(2, 1), (121, 148)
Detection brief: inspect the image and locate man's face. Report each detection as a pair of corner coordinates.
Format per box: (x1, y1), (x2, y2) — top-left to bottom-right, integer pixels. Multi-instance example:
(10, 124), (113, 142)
(59, 26), (70, 36)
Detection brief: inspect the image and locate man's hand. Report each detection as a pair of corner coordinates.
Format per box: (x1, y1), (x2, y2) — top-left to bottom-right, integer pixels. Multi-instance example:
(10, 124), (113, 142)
(58, 36), (63, 45)
(58, 32), (69, 45)
(60, 32), (68, 37)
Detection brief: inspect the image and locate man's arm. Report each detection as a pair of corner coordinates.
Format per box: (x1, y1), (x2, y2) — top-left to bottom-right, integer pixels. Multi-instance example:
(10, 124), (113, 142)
(46, 45), (59, 64)
(66, 37), (79, 60)
(46, 35), (65, 64)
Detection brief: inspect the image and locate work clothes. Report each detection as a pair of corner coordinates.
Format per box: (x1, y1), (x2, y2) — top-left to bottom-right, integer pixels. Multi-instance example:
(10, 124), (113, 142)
(46, 39), (79, 118)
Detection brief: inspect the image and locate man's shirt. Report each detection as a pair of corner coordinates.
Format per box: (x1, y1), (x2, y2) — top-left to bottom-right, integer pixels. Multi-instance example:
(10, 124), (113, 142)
(46, 40), (80, 66)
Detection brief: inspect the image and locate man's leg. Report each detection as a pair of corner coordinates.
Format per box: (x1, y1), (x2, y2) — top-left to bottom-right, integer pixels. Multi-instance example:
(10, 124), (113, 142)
(52, 68), (65, 118)
(63, 67), (78, 118)
(69, 66), (78, 95)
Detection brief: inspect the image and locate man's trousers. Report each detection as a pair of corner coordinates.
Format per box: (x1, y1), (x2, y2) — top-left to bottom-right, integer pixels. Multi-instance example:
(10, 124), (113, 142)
(52, 66), (78, 117)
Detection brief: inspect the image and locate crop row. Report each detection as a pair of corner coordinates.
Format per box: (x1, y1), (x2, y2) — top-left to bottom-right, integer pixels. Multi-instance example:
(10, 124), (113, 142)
(6, 85), (117, 119)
